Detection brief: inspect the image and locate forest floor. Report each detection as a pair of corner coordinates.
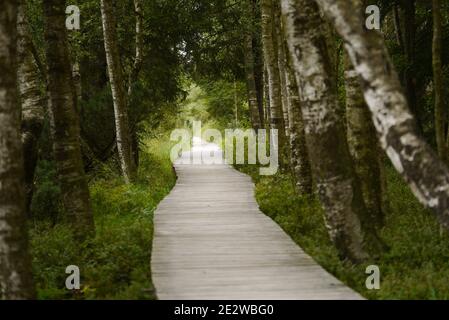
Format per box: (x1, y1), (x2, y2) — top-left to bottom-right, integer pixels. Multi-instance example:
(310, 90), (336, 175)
(29, 133), (176, 300)
(236, 163), (449, 299)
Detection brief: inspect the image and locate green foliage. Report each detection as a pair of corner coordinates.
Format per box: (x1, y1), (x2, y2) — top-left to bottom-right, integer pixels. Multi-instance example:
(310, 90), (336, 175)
(180, 81), (250, 130)
(236, 163), (449, 300)
(30, 135), (176, 300)
(30, 160), (62, 223)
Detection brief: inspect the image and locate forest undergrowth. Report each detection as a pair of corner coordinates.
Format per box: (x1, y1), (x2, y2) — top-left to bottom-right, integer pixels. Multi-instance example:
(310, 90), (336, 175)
(29, 133), (176, 300)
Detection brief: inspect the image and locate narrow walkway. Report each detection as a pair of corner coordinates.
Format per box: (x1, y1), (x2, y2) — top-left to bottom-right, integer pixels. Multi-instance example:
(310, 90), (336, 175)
(151, 139), (363, 300)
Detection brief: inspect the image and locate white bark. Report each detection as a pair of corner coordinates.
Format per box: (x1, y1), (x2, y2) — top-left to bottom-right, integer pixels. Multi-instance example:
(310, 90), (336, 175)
(316, 0), (449, 229)
(101, 0), (136, 183)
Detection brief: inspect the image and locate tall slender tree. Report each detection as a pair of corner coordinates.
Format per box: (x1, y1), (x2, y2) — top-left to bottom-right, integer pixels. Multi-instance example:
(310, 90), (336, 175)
(263, 65), (271, 127)
(285, 60), (313, 195)
(43, 0), (95, 238)
(128, 0), (144, 167)
(243, 28), (262, 129)
(432, 0), (446, 161)
(400, 0), (420, 130)
(281, 0), (384, 262)
(315, 0), (449, 230)
(127, 0), (143, 98)
(0, 0), (35, 299)
(17, 0), (45, 211)
(261, 0), (287, 156)
(345, 53), (385, 229)
(101, 0), (136, 183)
(243, 0), (263, 130)
(274, 4), (290, 139)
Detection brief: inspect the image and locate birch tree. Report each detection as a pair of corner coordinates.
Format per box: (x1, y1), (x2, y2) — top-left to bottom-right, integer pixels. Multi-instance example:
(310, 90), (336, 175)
(43, 0), (95, 237)
(242, 0), (263, 130)
(432, 0), (446, 161)
(244, 33), (263, 130)
(345, 54), (385, 229)
(127, 0), (143, 98)
(315, 0), (449, 230)
(101, 0), (136, 183)
(0, 0), (35, 299)
(281, 0), (384, 262)
(17, 0), (45, 210)
(285, 62), (313, 195)
(261, 0), (286, 155)
(274, 5), (290, 139)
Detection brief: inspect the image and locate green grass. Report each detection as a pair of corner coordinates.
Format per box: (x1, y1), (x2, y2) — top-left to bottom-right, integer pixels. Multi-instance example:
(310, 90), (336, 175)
(236, 163), (449, 300)
(30, 135), (176, 300)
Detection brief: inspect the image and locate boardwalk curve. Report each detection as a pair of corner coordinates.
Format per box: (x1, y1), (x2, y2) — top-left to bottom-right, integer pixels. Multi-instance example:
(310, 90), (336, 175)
(151, 139), (363, 300)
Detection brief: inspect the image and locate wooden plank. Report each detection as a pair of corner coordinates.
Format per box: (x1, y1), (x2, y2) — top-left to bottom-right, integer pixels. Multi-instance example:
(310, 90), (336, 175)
(151, 142), (364, 300)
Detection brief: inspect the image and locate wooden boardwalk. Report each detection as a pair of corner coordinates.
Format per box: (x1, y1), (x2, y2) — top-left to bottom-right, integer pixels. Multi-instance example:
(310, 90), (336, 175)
(151, 140), (363, 300)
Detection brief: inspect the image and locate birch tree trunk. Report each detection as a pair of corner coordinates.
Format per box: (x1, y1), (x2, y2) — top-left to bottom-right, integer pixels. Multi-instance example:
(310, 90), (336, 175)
(128, 0), (143, 168)
(244, 32), (263, 130)
(281, 0), (385, 262)
(285, 62), (313, 195)
(400, 0), (420, 131)
(127, 0), (143, 98)
(263, 65), (271, 127)
(274, 5), (290, 139)
(315, 0), (449, 230)
(17, 0), (45, 211)
(101, 0), (136, 183)
(0, 0), (35, 299)
(432, 0), (446, 161)
(43, 0), (95, 237)
(345, 53), (385, 229)
(261, 0), (286, 155)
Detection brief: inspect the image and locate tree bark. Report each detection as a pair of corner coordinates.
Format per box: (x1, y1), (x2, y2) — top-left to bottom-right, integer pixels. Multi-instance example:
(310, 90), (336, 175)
(251, 3), (265, 129)
(399, 0), (420, 131)
(17, 0), (45, 212)
(315, 0), (449, 230)
(0, 0), (36, 299)
(432, 0), (446, 161)
(393, 4), (404, 50)
(101, 0), (136, 183)
(345, 53), (385, 229)
(274, 4), (290, 139)
(261, 0), (287, 155)
(127, 0), (143, 169)
(244, 32), (263, 130)
(263, 65), (271, 127)
(127, 0), (143, 99)
(43, 0), (95, 238)
(281, 0), (380, 262)
(285, 61), (313, 195)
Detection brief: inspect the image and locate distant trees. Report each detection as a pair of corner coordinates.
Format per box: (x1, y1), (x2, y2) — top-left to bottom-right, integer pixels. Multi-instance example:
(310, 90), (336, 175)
(0, 0), (35, 299)
(43, 0), (95, 238)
